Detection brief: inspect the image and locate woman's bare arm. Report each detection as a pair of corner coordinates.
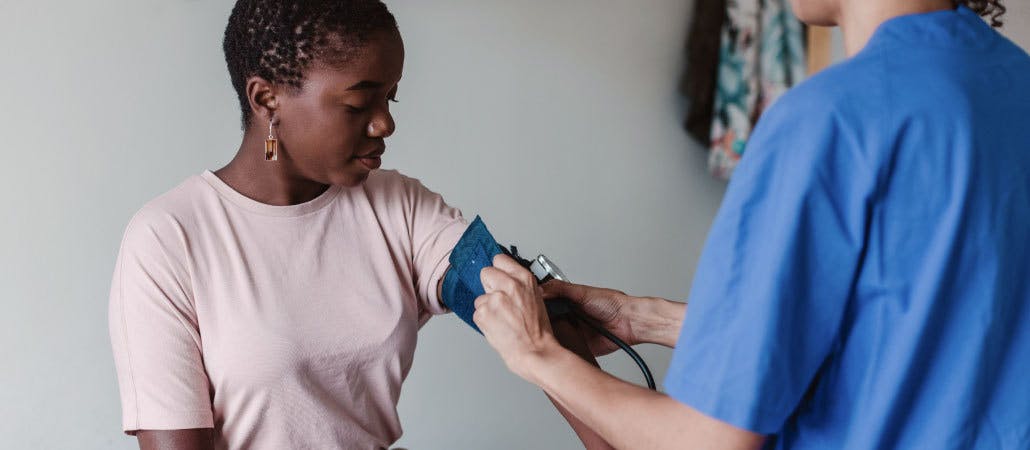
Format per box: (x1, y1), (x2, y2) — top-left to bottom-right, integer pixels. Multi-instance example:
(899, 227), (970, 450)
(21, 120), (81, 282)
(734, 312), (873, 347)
(136, 429), (215, 450)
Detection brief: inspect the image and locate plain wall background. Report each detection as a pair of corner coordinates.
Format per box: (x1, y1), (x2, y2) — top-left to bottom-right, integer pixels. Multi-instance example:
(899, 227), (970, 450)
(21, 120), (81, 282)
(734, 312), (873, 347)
(1, 1), (1027, 449)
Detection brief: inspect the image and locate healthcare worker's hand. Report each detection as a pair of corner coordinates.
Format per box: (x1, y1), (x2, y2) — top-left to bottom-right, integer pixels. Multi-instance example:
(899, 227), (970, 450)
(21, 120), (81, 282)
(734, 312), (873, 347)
(474, 254), (560, 379)
(476, 256), (765, 450)
(541, 281), (635, 355)
(543, 280), (686, 352)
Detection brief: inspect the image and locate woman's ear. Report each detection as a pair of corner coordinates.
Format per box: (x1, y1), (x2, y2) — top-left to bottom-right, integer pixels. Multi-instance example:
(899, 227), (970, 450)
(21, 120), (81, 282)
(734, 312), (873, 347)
(245, 76), (279, 123)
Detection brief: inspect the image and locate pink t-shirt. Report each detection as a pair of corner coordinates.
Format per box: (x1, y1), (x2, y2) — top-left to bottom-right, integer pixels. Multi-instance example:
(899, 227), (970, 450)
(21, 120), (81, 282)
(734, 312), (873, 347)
(109, 169), (466, 449)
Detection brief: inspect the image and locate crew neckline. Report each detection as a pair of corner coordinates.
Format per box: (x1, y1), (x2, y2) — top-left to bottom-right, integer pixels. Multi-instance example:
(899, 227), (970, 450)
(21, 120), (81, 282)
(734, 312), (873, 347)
(865, 5), (996, 52)
(200, 170), (342, 217)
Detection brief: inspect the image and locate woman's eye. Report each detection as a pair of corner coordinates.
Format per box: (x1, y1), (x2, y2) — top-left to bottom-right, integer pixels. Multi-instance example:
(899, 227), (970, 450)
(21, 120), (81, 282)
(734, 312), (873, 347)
(388, 96), (399, 104)
(345, 104), (369, 113)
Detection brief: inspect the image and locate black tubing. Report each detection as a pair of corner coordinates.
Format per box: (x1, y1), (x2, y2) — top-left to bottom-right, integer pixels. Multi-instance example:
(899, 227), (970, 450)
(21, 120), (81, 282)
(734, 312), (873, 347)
(571, 311), (657, 390)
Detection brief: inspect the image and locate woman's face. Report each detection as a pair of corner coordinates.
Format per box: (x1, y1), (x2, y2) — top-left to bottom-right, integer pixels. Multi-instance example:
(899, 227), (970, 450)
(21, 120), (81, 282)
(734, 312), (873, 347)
(790, 0), (841, 26)
(272, 30), (405, 187)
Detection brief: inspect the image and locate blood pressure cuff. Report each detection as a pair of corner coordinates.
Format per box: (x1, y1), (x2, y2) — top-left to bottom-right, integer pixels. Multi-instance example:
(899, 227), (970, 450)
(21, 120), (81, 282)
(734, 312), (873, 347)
(441, 216), (501, 333)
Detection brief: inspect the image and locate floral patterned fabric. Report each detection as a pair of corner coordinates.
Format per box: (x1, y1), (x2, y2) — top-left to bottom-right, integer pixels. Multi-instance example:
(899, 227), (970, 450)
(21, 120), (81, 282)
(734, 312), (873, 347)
(708, 0), (806, 179)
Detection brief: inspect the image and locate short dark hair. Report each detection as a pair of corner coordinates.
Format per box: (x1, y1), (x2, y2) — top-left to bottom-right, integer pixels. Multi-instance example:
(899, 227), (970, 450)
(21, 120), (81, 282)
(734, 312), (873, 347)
(223, 0), (399, 128)
(956, 0), (1006, 27)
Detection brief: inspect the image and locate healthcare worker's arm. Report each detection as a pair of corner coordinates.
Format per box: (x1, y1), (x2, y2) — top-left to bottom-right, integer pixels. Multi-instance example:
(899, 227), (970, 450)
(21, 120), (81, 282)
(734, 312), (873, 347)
(438, 272), (616, 450)
(476, 84), (871, 445)
(541, 280), (685, 354)
(548, 319), (617, 450)
(474, 255), (765, 450)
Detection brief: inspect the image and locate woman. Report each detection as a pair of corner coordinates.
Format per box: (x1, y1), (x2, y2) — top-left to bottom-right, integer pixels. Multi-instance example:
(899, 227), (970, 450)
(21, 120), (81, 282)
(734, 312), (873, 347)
(472, 1), (1030, 449)
(108, 1), (608, 449)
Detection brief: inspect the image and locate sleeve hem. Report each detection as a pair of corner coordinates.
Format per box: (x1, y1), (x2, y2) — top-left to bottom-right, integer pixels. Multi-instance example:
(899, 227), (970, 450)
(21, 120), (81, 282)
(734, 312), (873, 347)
(123, 409), (215, 435)
(423, 247), (454, 315)
(418, 218), (467, 316)
(664, 377), (784, 435)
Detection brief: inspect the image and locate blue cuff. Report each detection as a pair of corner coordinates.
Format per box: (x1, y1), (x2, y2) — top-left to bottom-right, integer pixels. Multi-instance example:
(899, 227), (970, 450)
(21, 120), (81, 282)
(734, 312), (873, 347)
(441, 216), (502, 333)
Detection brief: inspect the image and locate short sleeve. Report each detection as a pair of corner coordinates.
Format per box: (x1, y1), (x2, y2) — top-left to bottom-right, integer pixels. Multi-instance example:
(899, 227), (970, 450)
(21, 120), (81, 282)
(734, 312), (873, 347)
(108, 207), (213, 434)
(398, 175), (467, 323)
(664, 96), (874, 433)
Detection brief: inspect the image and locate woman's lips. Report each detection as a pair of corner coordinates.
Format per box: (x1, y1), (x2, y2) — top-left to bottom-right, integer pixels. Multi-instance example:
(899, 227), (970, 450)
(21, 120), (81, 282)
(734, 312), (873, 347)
(355, 150), (384, 170)
(358, 155), (382, 170)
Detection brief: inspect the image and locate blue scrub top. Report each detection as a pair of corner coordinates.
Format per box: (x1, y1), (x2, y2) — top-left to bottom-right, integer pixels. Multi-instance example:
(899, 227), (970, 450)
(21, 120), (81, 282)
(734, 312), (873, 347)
(665, 7), (1030, 449)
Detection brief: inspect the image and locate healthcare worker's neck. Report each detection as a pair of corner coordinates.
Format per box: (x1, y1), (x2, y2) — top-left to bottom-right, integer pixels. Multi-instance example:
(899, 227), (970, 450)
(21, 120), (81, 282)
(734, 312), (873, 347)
(839, 0), (955, 56)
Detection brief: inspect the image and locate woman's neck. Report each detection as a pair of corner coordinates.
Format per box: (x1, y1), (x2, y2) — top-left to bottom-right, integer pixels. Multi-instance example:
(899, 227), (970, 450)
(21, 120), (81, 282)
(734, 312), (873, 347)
(839, 0), (955, 56)
(214, 129), (330, 207)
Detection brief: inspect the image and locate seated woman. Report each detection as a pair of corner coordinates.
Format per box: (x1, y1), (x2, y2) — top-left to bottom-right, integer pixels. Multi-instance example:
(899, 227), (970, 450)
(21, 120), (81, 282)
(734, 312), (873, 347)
(108, 1), (608, 449)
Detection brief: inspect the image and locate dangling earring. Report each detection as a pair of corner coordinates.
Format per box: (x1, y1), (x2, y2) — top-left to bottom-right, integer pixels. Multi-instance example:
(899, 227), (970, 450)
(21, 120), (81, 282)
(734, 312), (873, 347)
(265, 118), (278, 161)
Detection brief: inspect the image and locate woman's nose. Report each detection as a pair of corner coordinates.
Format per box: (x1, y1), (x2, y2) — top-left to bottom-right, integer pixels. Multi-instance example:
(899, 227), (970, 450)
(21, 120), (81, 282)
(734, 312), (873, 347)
(367, 110), (396, 138)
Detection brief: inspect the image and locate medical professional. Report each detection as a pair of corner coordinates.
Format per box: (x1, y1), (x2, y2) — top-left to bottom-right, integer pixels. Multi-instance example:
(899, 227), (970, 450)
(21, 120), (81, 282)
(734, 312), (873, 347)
(473, 0), (1030, 448)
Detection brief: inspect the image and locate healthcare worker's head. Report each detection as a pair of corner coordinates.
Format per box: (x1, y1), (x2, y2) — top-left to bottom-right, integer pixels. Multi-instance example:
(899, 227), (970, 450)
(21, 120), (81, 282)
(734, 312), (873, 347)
(223, 0), (403, 187)
(789, 0), (1006, 27)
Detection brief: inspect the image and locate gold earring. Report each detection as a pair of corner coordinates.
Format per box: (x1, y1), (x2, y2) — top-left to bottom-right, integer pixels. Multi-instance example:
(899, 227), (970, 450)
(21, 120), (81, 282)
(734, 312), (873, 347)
(265, 118), (278, 161)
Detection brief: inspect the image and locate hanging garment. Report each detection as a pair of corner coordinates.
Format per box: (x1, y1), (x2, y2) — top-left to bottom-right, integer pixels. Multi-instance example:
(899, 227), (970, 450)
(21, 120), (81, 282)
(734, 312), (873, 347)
(683, 0), (728, 144)
(708, 0), (806, 180)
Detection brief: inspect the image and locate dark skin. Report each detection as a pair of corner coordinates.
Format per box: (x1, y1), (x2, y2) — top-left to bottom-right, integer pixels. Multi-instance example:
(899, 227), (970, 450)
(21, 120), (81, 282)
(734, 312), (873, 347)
(136, 29), (612, 450)
(214, 33), (403, 205)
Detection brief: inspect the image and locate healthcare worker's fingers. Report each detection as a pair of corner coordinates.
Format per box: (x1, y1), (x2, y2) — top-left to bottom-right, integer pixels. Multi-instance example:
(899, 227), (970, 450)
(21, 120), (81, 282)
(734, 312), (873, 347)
(541, 279), (580, 300)
(476, 264), (556, 378)
(481, 265), (518, 294)
(542, 279), (625, 301)
(473, 291), (500, 311)
(492, 254), (538, 288)
(541, 280), (638, 351)
(483, 255), (544, 300)
(543, 281), (627, 325)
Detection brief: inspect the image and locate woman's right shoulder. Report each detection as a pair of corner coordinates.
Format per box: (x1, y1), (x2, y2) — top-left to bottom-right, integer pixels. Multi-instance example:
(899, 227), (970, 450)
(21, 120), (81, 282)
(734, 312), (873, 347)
(119, 174), (213, 249)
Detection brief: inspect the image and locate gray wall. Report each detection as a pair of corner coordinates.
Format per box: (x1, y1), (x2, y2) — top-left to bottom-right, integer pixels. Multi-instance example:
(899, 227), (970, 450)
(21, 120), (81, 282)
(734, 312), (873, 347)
(2, 1), (1028, 449)
(1003, 3), (1030, 49)
(0, 1), (716, 449)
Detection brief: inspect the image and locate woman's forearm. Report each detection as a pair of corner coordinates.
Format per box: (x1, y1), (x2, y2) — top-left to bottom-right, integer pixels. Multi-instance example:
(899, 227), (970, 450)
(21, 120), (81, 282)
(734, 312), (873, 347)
(137, 429), (215, 450)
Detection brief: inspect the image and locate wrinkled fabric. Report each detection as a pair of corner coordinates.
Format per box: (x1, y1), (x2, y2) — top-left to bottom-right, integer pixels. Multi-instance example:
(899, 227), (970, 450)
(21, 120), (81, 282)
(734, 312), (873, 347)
(110, 169), (466, 449)
(667, 7), (1030, 449)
